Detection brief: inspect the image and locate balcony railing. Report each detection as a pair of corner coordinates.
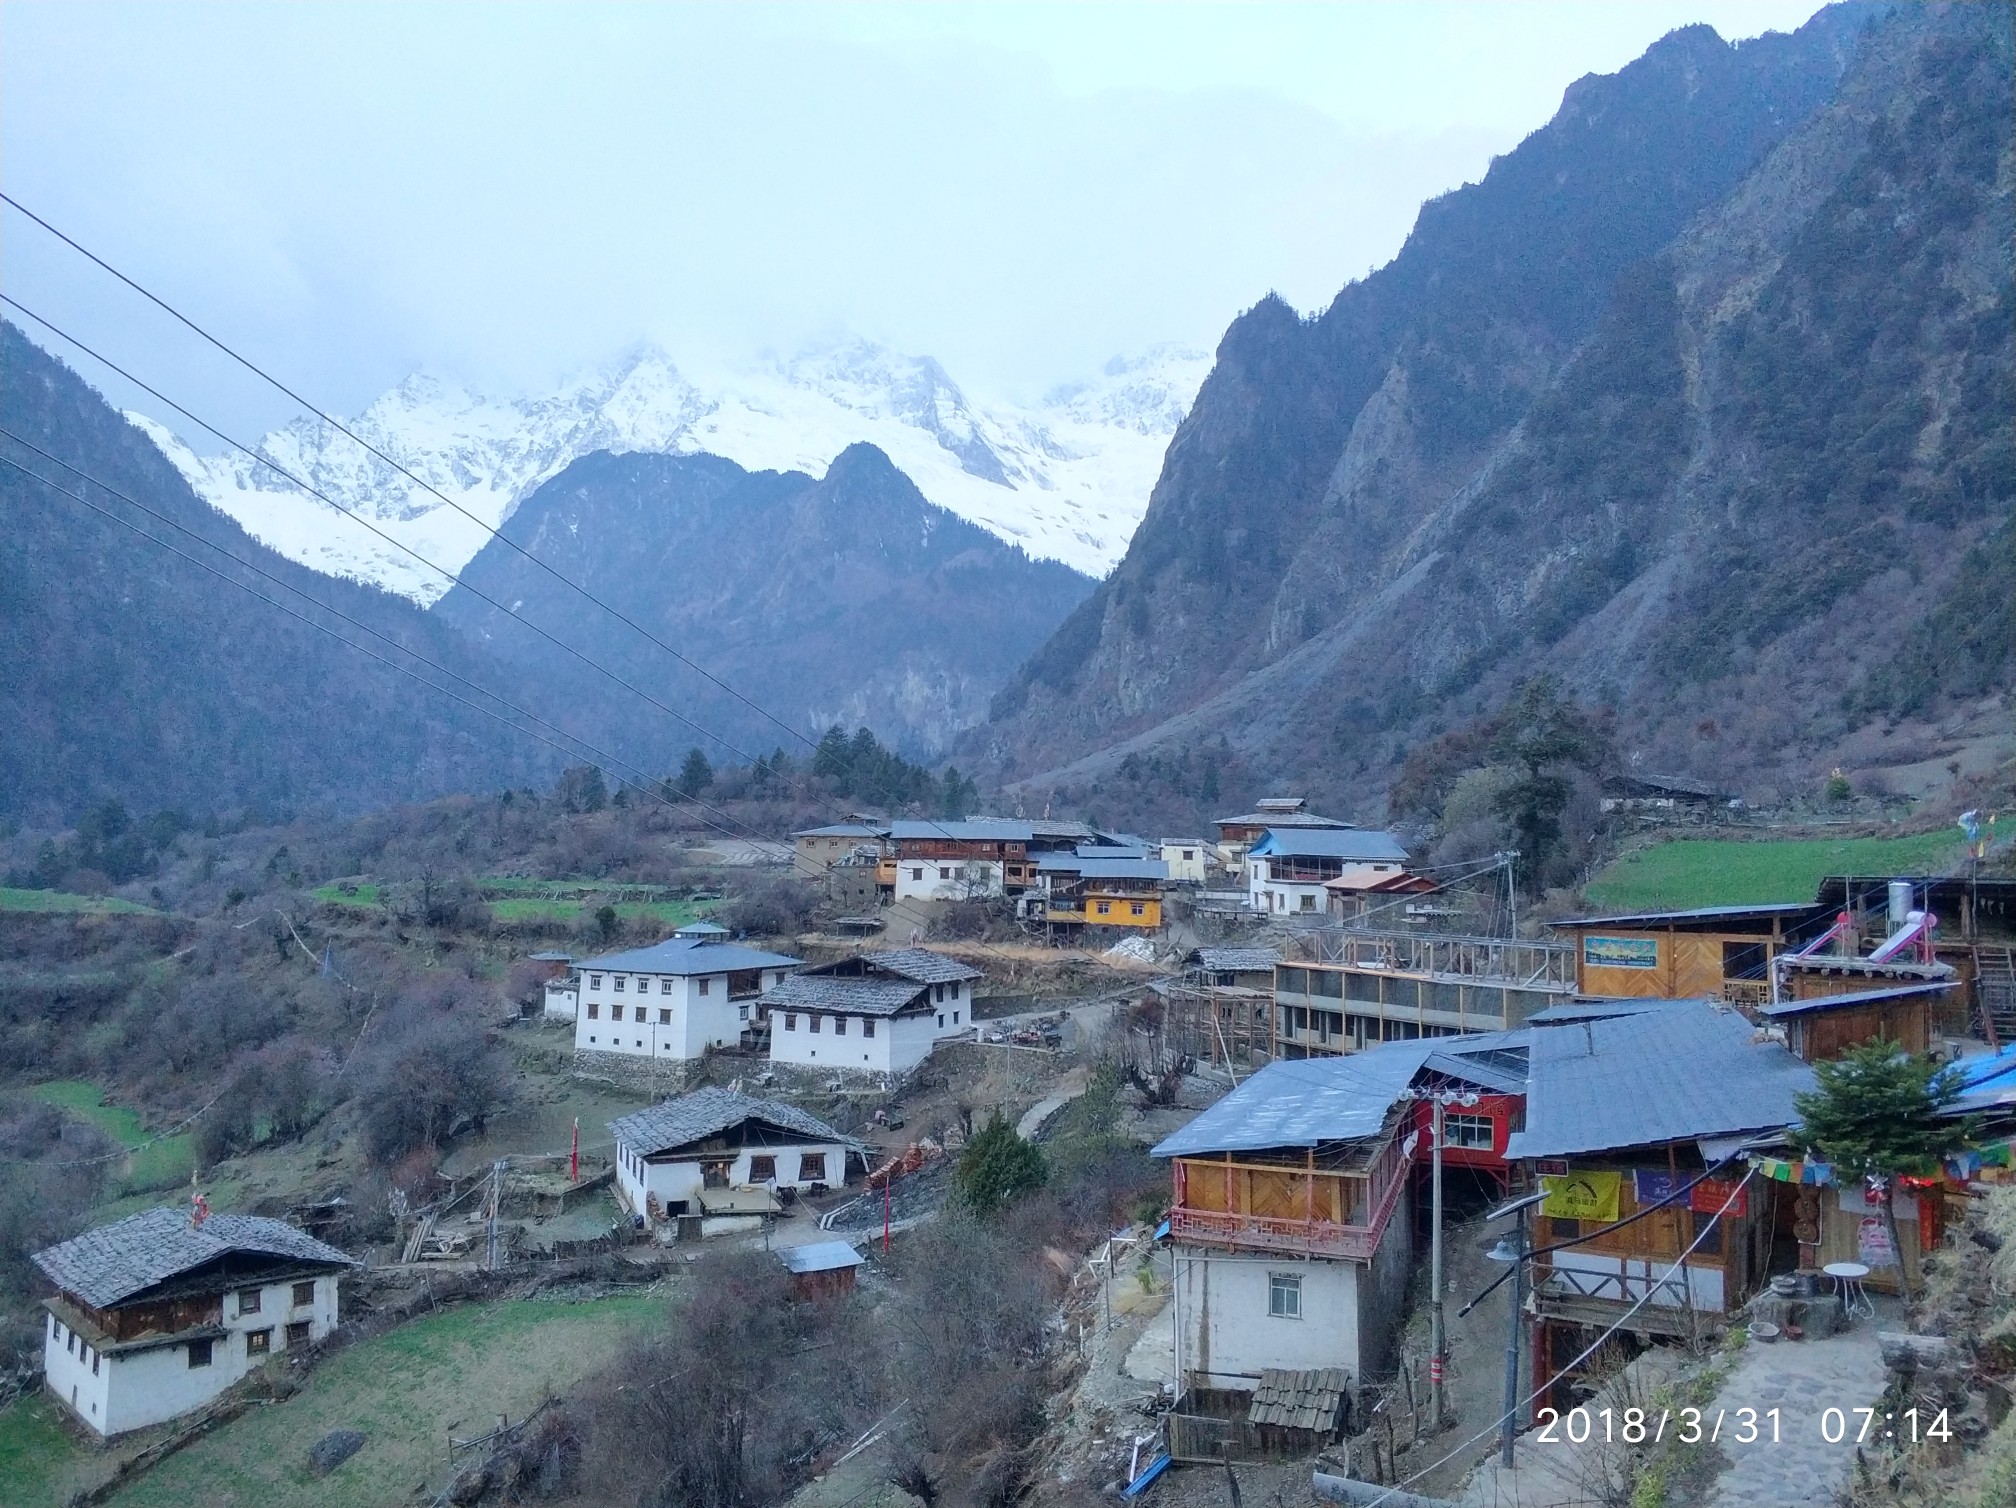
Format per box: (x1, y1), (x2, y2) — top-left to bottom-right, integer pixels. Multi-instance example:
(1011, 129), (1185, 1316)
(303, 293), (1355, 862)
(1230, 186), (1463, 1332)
(1169, 1134), (1413, 1263)
(1288, 927), (1575, 988)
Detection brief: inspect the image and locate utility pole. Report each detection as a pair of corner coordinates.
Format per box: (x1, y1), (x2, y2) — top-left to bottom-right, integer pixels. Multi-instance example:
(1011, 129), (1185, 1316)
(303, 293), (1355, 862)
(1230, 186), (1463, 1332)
(1429, 1095), (1446, 1431)
(1499, 1205), (1526, 1468)
(485, 1159), (504, 1271)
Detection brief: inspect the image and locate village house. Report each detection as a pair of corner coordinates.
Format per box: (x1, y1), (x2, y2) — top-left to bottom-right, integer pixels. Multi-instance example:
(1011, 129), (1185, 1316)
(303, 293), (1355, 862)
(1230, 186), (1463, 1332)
(532, 951), (579, 1019)
(1246, 828), (1409, 917)
(1152, 1031), (1529, 1413)
(572, 936), (800, 1060)
(1549, 902), (1829, 1007)
(790, 816), (891, 873)
(609, 1087), (863, 1235)
(1323, 868), (1438, 925)
(1159, 839), (1211, 886)
(1213, 796), (1355, 873)
(1032, 846), (1170, 933)
(761, 948), (984, 1075)
(887, 818), (1082, 901)
(779, 1240), (865, 1300)
(33, 1206), (355, 1437)
(1503, 1000), (1813, 1408)
(1598, 772), (1733, 818)
(1159, 948), (1283, 1071)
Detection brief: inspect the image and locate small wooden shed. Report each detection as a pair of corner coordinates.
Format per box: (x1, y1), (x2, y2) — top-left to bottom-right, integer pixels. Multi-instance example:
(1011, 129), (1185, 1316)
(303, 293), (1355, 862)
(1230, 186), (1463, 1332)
(779, 1240), (864, 1301)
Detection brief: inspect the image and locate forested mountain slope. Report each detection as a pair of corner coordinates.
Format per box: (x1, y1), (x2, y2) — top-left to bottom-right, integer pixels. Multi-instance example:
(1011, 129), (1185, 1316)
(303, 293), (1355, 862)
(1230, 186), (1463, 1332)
(979, 2), (2011, 816)
(0, 324), (556, 823)
(436, 444), (1095, 761)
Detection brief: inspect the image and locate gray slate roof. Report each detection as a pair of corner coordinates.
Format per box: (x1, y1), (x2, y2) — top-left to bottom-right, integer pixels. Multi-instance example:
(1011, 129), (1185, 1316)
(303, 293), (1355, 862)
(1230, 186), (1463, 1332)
(889, 818), (1035, 842)
(1249, 828), (1408, 862)
(1760, 980), (1956, 1018)
(793, 822), (890, 838)
(780, 1240), (864, 1274)
(1503, 1001), (1815, 1161)
(1248, 1367), (1350, 1432)
(609, 1086), (857, 1157)
(1036, 853), (1168, 880)
(1218, 810), (1356, 830)
(1152, 1031), (1530, 1158)
(859, 948), (984, 984)
(760, 975), (927, 1016)
(34, 1207), (356, 1311)
(578, 938), (802, 975)
(1190, 947), (1281, 974)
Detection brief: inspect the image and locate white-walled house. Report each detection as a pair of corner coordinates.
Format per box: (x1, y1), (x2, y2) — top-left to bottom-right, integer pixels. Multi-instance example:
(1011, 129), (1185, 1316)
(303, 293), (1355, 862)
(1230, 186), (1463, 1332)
(609, 1087), (863, 1231)
(573, 938), (801, 1061)
(33, 1206), (355, 1437)
(763, 949), (984, 1075)
(1159, 840), (1211, 886)
(1246, 828), (1410, 917)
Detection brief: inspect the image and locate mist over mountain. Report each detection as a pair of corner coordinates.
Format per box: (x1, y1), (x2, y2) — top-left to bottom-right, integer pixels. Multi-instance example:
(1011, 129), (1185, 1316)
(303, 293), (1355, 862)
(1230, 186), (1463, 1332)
(979, 1), (2012, 819)
(134, 337), (1210, 602)
(435, 444), (1095, 762)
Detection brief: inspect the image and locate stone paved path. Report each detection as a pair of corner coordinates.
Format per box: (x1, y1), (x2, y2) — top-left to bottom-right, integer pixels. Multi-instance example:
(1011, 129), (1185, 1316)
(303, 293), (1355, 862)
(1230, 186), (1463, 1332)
(1702, 1324), (1885, 1508)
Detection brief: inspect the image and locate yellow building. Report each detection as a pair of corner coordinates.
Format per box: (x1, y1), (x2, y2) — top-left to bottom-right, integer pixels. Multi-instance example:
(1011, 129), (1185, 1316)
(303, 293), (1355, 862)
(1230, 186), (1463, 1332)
(1035, 849), (1168, 932)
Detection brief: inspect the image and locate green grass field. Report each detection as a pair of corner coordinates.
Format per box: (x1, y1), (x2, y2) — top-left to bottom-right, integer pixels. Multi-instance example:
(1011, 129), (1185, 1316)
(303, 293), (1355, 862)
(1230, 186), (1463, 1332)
(0, 887), (155, 915)
(309, 882), (382, 908)
(1583, 831), (1964, 911)
(90, 1296), (667, 1508)
(313, 878), (711, 928)
(30, 1081), (195, 1193)
(488, 897), (704, 925)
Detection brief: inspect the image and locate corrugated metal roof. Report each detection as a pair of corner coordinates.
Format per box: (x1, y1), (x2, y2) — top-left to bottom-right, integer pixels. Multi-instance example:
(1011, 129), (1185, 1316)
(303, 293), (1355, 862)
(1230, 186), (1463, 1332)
(1248, 829), (1409, 862)
(859, 949), (984, 984)
(1503, 1002), (1814, 1161)
(609, 1087), (857, 1158)
(1151, 1031), (1529, 1157)
(780, 1240), (864, 1274)
(1248, 1367), (1350, 1432)
(1190, 947), (1282, 974)
(759, 975), (926, 1016)
(1036, 853), (1168, 880)
(889, 819), (1035, 841)
(1759, 981), (1956, 1018)
(33, 1208), (357, 1311)
(792, 822), (890, 838)
(1548, 903), (1817, 928)
(1523, 998), (1705, 1026)
(578, 938), (802, 975)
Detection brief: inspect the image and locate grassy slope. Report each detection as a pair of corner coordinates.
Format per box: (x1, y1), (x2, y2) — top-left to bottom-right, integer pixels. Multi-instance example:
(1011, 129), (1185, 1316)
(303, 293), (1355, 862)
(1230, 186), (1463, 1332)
(1584, 831), (1963, 910)
(0, 887), (155, 915)
(30, 1081), (194, 1192)
(59, 1297), (667, 1508)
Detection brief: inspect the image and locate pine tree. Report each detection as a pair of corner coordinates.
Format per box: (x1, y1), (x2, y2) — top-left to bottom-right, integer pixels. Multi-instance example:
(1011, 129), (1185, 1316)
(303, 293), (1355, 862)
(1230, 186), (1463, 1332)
(1790, 1040), (1975, 1300)
(676, 748), (714, 798)
(954, 1113), (1048, 1215)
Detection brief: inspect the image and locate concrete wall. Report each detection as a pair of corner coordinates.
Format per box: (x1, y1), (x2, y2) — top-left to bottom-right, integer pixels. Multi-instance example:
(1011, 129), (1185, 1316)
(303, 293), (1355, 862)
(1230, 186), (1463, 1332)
(1173, 1249), (1361, 1391)
(615, 1142), (849, 1217)
(1161, 843), (1208, 885)
(47, 1273), (340, 1437)
(894, 859), (1003, 901)
(543, 982), (579, 1020)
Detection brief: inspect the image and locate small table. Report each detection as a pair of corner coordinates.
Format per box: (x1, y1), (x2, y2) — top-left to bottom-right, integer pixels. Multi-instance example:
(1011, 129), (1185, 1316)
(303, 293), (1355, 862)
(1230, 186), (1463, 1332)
(1823, 1261), (1874, 1322)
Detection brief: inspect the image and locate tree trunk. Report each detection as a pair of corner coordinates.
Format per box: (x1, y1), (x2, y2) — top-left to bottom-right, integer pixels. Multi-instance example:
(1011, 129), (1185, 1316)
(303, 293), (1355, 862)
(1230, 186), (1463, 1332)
(1882, 1184), (1913, 1304)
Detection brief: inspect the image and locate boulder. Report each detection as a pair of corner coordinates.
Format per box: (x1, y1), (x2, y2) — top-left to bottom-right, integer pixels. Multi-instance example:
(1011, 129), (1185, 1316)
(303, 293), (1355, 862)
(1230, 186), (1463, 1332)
(309, 1428), (367, 1476)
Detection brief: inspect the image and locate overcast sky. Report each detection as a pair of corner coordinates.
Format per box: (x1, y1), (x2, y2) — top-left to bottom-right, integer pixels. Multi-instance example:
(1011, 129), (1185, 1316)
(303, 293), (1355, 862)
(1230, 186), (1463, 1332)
(4, 1), (1826, 436)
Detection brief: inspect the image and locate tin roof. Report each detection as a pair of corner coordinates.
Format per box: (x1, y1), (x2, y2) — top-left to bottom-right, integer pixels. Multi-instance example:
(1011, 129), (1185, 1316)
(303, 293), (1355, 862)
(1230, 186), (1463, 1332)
(792, 822), (891, 838)
(609, 1087), (857, 1158)
(1218, 809), (1356, 830)
(1151, 1031), (1530, 1158)
(1248, 829), (1409, 862)
(33, 1208), (356, 1311)
(1548, 903), (1817, 929)
(577, 938), (801, 975)
(1504, 1001), (1814, 1161)
(1759, 980), (1956, 1018)
(780, 1240), (865, 1274)
(1036, 853), (1169, 880)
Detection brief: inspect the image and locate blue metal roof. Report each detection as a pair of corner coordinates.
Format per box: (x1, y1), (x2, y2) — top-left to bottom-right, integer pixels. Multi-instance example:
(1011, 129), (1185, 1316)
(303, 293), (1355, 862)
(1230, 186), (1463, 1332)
(578, 938), (801, 975)
(1504, 1001), (1814, 1161)
(1248, 828), (1409, 862)
(1150, 1031), (1529, 1158)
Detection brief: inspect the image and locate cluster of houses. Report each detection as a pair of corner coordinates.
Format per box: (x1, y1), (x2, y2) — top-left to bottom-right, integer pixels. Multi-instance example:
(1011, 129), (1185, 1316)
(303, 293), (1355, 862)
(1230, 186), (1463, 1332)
(1150, 869), (2016, 1447)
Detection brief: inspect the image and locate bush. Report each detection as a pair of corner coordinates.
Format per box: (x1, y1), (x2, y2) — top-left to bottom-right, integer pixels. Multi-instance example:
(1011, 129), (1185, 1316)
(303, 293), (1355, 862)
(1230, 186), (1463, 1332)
(356, 1023), (512, 1166)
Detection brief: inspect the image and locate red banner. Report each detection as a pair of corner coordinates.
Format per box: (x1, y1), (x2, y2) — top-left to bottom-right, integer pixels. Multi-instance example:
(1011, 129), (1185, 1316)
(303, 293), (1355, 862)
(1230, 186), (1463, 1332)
(1690, 1178), (1749, 1217)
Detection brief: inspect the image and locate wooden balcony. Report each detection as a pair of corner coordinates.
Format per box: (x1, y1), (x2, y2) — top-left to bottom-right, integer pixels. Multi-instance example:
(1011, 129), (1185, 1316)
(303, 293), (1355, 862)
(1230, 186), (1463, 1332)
(1169, 1134), (1413, 1263)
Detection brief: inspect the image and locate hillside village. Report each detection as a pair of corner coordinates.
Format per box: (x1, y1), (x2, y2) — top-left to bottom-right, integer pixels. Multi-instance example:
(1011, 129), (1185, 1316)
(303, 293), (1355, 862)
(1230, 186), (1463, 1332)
(5, 774), (2016, 1508)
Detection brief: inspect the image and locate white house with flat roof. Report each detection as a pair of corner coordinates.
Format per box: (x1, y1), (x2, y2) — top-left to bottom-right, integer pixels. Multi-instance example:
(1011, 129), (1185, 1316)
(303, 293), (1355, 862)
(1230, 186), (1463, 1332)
(573, 937), (800, 1061)
(33, 1206), (355, 1437)
(762, 948), (984, 1075)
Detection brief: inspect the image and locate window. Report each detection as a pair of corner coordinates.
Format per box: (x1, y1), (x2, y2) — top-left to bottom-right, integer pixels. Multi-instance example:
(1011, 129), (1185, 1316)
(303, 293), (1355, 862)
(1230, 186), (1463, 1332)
(937, 1014), (945, 1028)
(247, 1328), (272, 1356)
(1550, 1217), (1582, 1241)
(661, 977), (674, 994)
(738, 1005), (749, 1021)
(939, 866), (952, 880)
(953, 1010), (960, 1024)
(933, 983), (945, 1003)
(589, 1035), (598, 1043)
(1268, 1273), (1302, 1319)
(911, 867), (924, 881)
(589, 974), (603, 988)
(67, 1329), (76, 1356)
(613, 975), (626, 992)
(92, 1349), (99, 1375)
(785, 1014), (797, 1031)
(1692, 1210), (1724, 1257)
(238, 1288), (262, 1316)
(1183, 850), (1195, 861)
(1130, 902), (1145, 917)
(1444, 1113), (1495, 1150)
(1096, 901), (1111, 915)
(749, 1155), (777, 1182)
(1300, 894), (1317, 911)
(286, 1321), (312, 1349)
(188, 1338), (214, 1368)
(698, 978), (711, 996)
(799, 1152), (827, 1182)
(659, 1008), (672, 1024)
(810, 1014), (822, 1033)
(292, 1280), (316, 1307)
(834, 1016), (847, 1035)
(862, 1018), (875, 1038)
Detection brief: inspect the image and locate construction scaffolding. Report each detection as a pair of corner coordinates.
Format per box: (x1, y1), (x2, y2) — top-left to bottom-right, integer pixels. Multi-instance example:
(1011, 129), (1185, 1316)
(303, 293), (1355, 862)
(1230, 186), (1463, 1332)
(1161, 981), (1274, 1072)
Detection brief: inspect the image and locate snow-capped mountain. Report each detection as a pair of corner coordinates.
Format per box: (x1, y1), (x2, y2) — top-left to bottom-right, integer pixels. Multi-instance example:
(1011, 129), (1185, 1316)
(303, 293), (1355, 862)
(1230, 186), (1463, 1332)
(131, 336), (1210, 604)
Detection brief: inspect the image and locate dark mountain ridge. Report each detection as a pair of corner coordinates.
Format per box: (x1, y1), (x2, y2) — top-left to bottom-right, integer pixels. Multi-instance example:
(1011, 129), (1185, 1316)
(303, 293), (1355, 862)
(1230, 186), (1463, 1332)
(980, 1), (2011, 822)
(434, 443), (1095, 763)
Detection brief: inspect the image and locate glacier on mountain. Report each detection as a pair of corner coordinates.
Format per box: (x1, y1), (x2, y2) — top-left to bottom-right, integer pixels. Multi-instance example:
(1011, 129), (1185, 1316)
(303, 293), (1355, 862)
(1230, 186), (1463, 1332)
(130, 336), (1209, 604)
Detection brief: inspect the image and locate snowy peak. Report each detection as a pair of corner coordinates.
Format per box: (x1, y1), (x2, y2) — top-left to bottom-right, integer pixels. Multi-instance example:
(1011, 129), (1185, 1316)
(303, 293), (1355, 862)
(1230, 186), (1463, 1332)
(133, 334), (1211, 603)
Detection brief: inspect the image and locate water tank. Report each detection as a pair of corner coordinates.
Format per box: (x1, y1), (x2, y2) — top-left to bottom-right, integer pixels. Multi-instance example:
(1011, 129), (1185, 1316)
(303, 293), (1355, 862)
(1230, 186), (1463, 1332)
(1888, 880), (1914, 932)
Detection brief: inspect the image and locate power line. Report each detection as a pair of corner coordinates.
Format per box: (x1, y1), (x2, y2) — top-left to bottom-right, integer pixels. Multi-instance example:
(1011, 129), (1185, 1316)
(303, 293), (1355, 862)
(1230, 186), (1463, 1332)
(0, 192), (817, 755)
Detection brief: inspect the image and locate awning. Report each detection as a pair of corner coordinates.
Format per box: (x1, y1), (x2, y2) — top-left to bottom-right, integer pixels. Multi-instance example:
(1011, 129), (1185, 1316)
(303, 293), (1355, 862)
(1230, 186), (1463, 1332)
(696, 1187), (783, 1215)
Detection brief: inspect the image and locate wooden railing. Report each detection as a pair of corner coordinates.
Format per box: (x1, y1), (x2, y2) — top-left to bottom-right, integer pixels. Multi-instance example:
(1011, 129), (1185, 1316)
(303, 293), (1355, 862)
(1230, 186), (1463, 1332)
(1289, 927), (1575, 989)
(1169, 1135), (1413, 1262)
